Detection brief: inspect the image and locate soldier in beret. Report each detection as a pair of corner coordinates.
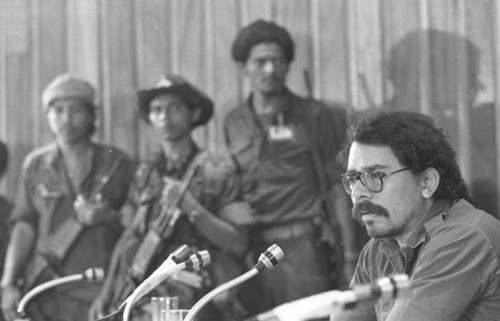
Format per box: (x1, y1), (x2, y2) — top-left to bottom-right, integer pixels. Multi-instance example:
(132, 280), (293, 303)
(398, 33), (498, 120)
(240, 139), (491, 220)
(224, 19), (359, 315)
(89, 75), (250, 321)
(0, 74), (135, 321)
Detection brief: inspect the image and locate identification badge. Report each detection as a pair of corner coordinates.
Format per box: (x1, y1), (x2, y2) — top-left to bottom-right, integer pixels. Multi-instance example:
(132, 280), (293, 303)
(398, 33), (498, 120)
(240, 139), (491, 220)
(269, 125), (293, 141)
(269, 112), (293, 141)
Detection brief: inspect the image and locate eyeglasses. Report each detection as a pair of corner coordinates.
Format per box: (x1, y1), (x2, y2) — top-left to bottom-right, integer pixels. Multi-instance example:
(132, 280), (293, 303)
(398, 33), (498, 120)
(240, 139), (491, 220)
(341, 167), (411, 195)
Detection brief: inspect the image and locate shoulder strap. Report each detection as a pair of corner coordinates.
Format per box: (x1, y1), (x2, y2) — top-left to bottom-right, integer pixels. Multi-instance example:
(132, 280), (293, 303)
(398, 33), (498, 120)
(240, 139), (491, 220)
(128, 151), (208, 280)
(182, 149), (210, 181)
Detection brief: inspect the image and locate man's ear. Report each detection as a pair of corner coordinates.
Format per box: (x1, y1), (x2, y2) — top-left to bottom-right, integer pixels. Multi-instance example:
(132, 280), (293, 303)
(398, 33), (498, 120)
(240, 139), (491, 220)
(420, 167), (440, 199)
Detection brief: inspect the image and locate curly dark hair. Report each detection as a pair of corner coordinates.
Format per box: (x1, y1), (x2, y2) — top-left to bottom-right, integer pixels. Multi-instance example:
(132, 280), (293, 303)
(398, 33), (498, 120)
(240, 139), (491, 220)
(337, 110), (467, 200)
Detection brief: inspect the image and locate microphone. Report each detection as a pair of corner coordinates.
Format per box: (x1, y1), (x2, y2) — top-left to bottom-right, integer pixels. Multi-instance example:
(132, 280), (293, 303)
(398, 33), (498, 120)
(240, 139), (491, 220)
(120, 244), (192, 309)
(16, 267), (104, 317)
(246, 274), (411, 321)
(122, 250), (211, 321)
(183, 244), (286, 321)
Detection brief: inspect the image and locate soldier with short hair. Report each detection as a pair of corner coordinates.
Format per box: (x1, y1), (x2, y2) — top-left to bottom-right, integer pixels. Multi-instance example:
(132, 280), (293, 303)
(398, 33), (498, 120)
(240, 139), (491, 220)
(225, 19), (359, 316)
(0, 74), (134, 321)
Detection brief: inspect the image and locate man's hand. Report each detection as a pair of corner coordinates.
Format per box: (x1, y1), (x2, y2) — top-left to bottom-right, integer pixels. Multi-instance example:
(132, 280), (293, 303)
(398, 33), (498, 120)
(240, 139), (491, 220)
(74, 195), (116, 226)
(1, 284), (22, 321)
(88, 293), (109, 321)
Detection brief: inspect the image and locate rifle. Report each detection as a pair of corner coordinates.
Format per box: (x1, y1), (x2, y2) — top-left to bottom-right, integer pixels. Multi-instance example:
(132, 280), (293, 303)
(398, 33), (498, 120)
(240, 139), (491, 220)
(107, 155), (205, 313)
(129, 163), (200, 280)
(23, 158), (123, 292)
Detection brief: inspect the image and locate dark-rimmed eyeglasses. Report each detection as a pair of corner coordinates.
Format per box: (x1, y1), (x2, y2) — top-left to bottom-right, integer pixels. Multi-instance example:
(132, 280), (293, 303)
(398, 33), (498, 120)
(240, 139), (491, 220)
(341, 167), (411, 195)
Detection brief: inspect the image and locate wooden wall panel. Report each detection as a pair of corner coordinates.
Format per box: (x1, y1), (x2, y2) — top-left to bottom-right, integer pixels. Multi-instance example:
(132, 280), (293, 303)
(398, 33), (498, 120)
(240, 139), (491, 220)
(317, 0), (349, 104)
(3, 0), (34, 198)
(133, 0), (170, 158)
(210, 0), (240, 153)
(380, 0), (422, 107)
(37, 0), (67, 145)
(99, 0), (137, 154)
(0, 0), (499, 217)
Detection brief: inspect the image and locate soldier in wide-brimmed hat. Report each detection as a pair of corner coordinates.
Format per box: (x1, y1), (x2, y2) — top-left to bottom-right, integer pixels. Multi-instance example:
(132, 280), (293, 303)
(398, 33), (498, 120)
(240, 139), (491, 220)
(136, 74), (213, 128)
(90, 75), (250, 321)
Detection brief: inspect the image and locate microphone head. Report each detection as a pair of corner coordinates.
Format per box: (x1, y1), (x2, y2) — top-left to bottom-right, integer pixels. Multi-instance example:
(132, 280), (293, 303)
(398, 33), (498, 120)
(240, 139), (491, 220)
(82, 267), (105, 282)
(171, 244), (193, 264)
(255, 244), (286, 272)
(185, 250), (211, 271)
(378, 274), (410, 301)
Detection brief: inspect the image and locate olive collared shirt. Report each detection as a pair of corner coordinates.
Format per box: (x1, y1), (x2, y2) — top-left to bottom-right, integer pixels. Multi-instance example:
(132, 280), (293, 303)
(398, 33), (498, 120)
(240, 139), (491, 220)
(224, 90), (348, 225)
(332, 199), (500, 321)
(11, 142), (134, 300)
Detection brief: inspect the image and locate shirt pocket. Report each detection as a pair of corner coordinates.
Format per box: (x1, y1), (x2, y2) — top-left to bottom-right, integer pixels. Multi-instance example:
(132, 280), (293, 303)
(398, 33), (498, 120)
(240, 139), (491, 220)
(33, 182), (63, 234)
(228, 133), (261, 173)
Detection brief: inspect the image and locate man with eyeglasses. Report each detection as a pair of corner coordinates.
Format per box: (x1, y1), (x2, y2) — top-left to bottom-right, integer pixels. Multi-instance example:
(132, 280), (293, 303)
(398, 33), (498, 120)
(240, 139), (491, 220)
(331, 110), (500, 321)
(224, 19), (359, 317)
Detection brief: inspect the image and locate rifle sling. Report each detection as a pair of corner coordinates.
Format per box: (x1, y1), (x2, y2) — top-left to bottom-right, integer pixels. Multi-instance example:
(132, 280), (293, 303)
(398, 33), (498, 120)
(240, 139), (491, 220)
(129, 150), (208, 281)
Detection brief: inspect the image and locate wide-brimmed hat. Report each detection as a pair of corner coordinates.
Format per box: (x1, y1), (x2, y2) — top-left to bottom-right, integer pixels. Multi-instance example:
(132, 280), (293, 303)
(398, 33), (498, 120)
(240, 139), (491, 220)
(137, 75), (213, 127)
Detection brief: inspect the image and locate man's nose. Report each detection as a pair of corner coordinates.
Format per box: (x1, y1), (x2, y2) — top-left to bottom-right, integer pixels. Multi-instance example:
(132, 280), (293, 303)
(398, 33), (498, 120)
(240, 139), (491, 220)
(157, 110), (168, 120)
(60, 110), (72, 122)
(351, 180), (372, 202)
(262, 60), (276, 73)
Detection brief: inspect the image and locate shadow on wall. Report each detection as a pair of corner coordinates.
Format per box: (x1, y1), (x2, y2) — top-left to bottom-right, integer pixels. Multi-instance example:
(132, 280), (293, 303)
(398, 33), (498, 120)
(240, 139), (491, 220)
(382, 29), (498, 218)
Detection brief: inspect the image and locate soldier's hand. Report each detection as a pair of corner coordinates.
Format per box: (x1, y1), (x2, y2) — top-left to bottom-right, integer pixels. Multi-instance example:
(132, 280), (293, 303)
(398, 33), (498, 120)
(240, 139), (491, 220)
(1, 284), (21, 321)
(74, 195), (116, 226)
(88, 294), (108, 321)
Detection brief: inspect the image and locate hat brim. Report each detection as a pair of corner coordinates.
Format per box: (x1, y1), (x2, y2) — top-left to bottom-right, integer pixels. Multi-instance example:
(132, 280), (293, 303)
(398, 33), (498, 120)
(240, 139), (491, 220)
(137, 84), (213, 127)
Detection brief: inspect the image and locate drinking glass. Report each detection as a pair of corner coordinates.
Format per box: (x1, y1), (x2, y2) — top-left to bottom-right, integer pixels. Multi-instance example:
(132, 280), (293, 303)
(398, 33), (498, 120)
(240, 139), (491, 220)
(151, 296), (179, 321)
(161, 309), (191, 321)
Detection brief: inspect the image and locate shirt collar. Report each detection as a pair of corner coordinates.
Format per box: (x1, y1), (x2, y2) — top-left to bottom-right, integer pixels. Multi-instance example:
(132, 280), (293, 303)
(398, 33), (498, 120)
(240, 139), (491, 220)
(246, 89), (293, 115)
(45, 142), (97, 169)
(380, 198), (454, 251)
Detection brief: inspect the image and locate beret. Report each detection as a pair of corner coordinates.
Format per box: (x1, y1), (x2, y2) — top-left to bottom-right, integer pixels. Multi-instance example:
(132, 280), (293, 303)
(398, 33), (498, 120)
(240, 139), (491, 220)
(137, 75), (213, 127)
(42, 74), (96, 109)
(232, 19), (295, 63)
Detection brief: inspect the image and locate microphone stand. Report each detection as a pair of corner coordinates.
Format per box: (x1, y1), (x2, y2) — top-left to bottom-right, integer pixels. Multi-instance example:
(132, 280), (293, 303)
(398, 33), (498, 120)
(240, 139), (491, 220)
(122, 250), (211, 321)
(244, 274), (411, 321)
(184, 244), (285, 321)
(122, 264), (185, 321)
(16, 268), (104, 320)
(185, 268), (258, 321)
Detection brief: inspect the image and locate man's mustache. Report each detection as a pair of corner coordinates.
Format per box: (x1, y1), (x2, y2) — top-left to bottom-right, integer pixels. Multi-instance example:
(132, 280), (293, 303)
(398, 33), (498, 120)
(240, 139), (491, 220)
(352, 201), (389, 221)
